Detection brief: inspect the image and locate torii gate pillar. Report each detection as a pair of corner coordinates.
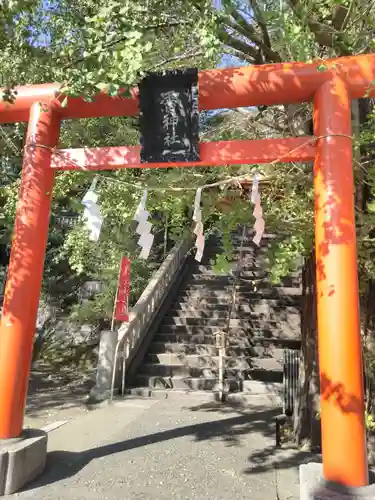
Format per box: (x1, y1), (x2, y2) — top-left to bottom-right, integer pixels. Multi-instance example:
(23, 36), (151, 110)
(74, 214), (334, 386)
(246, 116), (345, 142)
(0, 102), (60, 438)
(313, 77), (367, 485)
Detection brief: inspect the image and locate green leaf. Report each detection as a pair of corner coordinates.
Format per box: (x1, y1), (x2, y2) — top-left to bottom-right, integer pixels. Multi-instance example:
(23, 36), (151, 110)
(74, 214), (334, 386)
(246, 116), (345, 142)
(124, 30), (143, 41)
(144, 41), (153, 52)
(107, 83), (120, 96)
(96, 82), (110, 92)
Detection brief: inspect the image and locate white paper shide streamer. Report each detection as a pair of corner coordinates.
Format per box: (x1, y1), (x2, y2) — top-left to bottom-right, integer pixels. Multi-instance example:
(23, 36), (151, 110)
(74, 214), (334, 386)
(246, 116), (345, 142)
(251, 173), (265, 246)
(134, 189), (154, 259)
(82, 178), (104, 242)
(193, 188), (205, 262)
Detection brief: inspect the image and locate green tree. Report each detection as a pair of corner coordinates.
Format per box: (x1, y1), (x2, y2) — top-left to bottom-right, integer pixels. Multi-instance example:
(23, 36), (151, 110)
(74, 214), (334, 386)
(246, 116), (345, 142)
(2, 0), (375, 448)
(0, 1), (222, 339)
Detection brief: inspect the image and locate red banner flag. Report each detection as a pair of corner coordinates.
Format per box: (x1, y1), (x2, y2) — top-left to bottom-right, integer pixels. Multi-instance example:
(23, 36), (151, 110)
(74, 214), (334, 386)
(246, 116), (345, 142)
(114, 257), (131, 322)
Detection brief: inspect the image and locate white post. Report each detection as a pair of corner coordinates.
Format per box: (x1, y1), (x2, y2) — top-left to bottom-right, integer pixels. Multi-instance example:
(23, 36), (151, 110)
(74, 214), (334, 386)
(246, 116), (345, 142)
(89, 329), (118, 401)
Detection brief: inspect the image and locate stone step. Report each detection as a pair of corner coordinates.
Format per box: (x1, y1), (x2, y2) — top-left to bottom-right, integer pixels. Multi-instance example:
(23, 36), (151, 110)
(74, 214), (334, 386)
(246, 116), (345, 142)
(208, 252), (271, 262)
(132, 369), (282, 391)
(205, 252), (269, 263)
(228, 231), (277, 239)
(168, 302), (300, 318)
(209, 233), (272, 241)
(227, 241), (277, 248)
(180, 279), (301, 290)
(131, 376), (242, 392)
(209, 241), (273, 251)
(172, 297), (302, 309)
(125, 380), (284, 400)
(192, 262), (271, 272)
(161, 316), (300, 329)
(210, 232), (271, 239)
(155, 327), (300, 344)
(148, 340), (299, 356)
(188, 270), (301, 280)
(177, 287), (302, 300)
(165, 308), (301, 321)
(186, 278), (301, 289)
(139, 356), (282, 378)
(193, 270), (299, 279)
(122, 388), (282, 405)
(148, 342), (237, 356)
(155, 332), (247, 345)
(146, 352), (285, 367)
(159, 322), (300, 337)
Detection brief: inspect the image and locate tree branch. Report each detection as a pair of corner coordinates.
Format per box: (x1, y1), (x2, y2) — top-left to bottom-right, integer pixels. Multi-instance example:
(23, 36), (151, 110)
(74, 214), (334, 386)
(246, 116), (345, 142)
(218, 28), (261, 63)
(223, 16), (258, 45)
(331, 2), (353, 31)
(222, 47), (259, 64)
(150, 50), (204, 70)
(219, 3), (281, 62)
(248, 0), (272, 49)
(287, 0), (351, 56)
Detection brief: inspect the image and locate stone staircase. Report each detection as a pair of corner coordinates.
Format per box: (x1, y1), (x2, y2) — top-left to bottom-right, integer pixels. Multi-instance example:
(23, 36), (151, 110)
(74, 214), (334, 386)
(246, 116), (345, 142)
(126, 230), (302, 398)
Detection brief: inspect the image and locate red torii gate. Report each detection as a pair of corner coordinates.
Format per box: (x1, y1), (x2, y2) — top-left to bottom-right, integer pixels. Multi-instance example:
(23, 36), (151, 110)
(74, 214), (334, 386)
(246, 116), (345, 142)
(0, 54), (373, 488)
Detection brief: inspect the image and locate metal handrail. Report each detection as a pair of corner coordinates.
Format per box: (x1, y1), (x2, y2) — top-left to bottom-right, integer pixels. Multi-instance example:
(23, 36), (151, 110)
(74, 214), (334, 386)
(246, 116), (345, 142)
(216, 226), (247, 401)
(110, 336), (129, 400)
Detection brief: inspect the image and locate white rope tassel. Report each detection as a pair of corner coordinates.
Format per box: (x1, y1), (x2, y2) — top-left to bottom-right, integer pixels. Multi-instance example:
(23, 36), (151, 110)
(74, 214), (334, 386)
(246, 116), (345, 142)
(251, 173), (265, 246)
(133, 189), (154, 259)
(193, 188), (205, 262)
(251, 173), (259, 203)
(134, 188), (148, 222)
(82, 177), (104, 242)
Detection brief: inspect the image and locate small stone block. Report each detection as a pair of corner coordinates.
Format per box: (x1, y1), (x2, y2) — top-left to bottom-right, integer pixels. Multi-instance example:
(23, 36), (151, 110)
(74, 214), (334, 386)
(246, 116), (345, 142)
(300, 462), (375, 500)
(0, 450), (8, 496)
(3, 429), (48, 495)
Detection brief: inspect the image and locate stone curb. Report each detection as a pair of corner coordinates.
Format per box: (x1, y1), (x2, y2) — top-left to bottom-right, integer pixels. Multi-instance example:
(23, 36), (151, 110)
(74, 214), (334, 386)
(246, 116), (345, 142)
(300, 463), (375, 500)
(0, 429), (47, 496)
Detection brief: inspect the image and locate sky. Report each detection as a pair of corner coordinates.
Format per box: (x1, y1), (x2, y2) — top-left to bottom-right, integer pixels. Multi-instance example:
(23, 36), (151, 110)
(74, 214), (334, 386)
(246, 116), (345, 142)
(27, 0), (57, 48)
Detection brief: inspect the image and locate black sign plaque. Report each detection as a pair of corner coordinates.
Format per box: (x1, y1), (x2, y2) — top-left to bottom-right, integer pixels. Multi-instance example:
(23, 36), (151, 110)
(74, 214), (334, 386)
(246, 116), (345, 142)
(138, 68), (200, 164)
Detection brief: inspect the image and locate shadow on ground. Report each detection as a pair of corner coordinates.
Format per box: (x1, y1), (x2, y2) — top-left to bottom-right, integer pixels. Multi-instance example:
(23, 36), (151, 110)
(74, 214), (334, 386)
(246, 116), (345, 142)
(26, 364), (95, 417)
(187, 400), (321, 474)
(23, 401), (321, 492)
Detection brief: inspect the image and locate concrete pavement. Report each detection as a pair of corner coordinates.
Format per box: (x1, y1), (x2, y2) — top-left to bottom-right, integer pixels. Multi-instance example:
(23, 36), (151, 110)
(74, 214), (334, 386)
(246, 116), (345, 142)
(9, 394), (318, 499)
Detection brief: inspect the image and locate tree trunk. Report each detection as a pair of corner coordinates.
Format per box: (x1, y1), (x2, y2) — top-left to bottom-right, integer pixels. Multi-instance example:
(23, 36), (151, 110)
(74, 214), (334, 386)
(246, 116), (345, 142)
(294, 250), (321, 449)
